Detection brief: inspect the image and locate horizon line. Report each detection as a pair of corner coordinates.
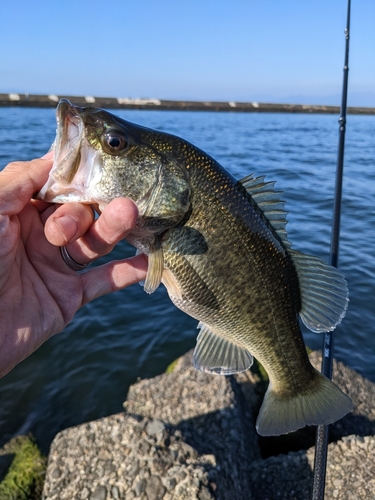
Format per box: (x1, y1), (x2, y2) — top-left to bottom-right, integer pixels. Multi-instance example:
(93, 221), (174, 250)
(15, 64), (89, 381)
(1, 93), (374, 114)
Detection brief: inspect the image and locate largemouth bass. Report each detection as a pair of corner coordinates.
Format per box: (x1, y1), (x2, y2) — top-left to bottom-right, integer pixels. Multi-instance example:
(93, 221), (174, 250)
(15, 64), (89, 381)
(38, 99), (352, 436)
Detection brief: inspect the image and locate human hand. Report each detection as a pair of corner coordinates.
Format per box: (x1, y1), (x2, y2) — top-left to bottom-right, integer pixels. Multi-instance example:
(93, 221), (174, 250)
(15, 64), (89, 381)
(0, 154), (148, 377)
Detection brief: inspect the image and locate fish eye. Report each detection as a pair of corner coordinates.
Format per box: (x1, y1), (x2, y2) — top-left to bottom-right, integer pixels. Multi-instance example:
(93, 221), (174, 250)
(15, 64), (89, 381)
(102, 130), (128, 154)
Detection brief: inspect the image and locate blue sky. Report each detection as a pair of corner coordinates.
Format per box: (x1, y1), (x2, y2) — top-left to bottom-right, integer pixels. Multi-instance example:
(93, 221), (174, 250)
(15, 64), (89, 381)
(1, 1), (374, 106)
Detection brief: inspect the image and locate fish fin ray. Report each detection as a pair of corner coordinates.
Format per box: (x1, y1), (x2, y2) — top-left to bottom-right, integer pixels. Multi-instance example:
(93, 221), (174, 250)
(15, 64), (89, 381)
(135, 249), (145, 287)
(290, 250), (349, 332)
(256, 369), (352, 436)
(162, 268), (183, 300)
(144, 246), (164, 294)
(238, 174), (291, 249)
(193, 322), (253, 375)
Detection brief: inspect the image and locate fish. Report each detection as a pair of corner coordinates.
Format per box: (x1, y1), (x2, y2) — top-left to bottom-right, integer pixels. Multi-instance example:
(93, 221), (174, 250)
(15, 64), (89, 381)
(38, 99), (352, 436)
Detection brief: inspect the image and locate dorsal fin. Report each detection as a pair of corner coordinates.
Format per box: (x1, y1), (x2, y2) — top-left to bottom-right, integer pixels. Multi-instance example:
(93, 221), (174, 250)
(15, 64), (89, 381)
(290, 249), (349, 332)
(238, 174), (291, 249)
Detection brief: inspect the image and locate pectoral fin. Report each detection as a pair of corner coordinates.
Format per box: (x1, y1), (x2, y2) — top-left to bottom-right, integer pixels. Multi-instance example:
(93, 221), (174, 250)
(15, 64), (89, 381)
(193, 322), (253, 375)
(144, 245), (164, 294)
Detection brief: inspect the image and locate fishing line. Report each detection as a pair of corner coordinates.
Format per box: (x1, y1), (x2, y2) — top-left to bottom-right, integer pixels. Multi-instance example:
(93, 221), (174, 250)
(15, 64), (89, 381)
(311, 0), (351, 498)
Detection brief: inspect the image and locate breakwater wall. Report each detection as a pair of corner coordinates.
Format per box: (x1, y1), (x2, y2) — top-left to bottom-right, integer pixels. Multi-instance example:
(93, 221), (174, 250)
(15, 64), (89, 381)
(1, 93), (374, 114)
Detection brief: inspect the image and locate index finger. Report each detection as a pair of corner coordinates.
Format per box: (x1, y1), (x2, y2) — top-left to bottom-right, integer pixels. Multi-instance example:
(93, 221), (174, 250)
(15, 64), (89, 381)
(0, 156), (53, 216)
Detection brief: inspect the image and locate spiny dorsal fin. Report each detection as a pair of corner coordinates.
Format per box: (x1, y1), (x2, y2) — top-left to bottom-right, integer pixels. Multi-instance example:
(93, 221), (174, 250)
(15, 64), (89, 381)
(193, 322), (253, 375)
(239, 174), (291, 249)
(290, 249), (349, 332)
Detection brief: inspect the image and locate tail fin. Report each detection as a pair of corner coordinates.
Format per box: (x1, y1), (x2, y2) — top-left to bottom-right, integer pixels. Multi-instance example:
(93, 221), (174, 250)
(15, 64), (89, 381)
(256, 369), (353, 436)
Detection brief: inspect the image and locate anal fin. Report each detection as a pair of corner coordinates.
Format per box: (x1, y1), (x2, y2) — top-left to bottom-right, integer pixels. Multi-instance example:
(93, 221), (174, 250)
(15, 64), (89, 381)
(193, 322), (253, 375)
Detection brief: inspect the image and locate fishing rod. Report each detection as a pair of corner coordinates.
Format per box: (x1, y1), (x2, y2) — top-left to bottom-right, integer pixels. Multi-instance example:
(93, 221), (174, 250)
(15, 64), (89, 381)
(311, 0), (351, 498)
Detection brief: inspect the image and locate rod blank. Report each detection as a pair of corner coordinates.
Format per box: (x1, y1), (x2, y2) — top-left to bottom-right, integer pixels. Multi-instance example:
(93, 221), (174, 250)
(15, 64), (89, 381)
(311, 1), (351, 498)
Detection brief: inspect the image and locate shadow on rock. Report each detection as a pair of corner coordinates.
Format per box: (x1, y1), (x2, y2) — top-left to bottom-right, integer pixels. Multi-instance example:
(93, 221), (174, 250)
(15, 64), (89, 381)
(174, 406), (255, 500)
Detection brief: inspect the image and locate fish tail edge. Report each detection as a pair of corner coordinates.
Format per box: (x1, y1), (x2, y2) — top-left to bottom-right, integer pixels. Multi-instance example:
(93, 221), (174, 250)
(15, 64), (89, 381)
(255, 369), (353, 436)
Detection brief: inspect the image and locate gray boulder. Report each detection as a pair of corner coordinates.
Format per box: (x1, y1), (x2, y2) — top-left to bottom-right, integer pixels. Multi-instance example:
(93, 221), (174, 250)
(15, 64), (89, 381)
(42, 350), (375, 500)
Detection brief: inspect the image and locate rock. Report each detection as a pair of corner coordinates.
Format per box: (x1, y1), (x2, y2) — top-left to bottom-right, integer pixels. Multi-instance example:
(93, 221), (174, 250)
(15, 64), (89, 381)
(111, 485), (120, 499)
(80, 487), (90, 500)
(90, 485), (106, 500)
(145, 420), (165, 436)
(248, 434), (375, 499)
(42, 350), (375, 500)
(124, 350), (259, 498)
(199, 486), (213, 500)
(135, 478), (147, 496)
(127, 460), (140, 478)
(145, 475), (165, 500)
(51, 467), (61, 479)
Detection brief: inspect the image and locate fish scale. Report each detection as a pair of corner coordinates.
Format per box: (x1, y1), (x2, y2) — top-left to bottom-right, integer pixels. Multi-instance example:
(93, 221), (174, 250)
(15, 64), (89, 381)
(38, 99), (353, 436)
(161, 162), (308, 389)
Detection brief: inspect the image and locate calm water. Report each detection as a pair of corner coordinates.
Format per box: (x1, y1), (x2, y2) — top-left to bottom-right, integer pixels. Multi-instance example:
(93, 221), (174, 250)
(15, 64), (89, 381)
(0, 108), (374, 452)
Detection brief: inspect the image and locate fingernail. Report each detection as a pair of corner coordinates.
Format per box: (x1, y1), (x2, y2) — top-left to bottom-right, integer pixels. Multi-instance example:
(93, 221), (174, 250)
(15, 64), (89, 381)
(42, 151), (54, 159)
(54, 215), (78, 243)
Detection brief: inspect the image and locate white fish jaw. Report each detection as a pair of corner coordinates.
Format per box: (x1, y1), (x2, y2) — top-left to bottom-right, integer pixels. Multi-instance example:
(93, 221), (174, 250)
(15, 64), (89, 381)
(38, 102), (104, 205)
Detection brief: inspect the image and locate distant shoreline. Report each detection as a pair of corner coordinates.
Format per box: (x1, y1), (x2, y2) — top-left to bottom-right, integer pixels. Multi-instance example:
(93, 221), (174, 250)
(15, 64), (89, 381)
(1, 93), (374, 114)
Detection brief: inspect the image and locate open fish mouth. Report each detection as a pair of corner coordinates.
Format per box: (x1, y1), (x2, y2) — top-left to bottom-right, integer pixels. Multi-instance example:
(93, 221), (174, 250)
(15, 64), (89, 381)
(38, 99), (103, 204)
